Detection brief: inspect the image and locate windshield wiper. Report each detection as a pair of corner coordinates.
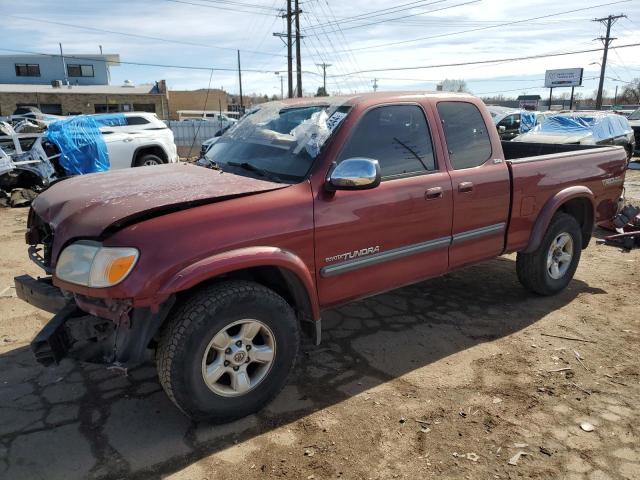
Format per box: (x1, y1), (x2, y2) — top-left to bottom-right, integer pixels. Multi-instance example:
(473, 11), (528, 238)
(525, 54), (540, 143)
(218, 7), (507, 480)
(226, 161), (282, 182)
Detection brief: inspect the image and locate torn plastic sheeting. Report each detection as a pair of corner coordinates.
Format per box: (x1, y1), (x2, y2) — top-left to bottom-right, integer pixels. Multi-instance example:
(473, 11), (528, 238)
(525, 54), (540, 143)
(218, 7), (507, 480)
(522, 114), (632, 142)
(290, 109), (347, 157)
(45, 113), (127, 175)
(519, 111), (537, 133)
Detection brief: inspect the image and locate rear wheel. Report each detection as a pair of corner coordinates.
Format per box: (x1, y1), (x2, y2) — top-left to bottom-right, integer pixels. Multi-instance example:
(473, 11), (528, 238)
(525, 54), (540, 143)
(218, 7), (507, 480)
(134, 153), (163, 167)
(157, 281), (300, 421)
(516, 212), (582, 296)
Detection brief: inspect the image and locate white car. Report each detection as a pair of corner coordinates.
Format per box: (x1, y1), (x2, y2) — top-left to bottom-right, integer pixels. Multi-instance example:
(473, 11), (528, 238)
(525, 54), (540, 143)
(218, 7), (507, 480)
(98, 112), (179, 168)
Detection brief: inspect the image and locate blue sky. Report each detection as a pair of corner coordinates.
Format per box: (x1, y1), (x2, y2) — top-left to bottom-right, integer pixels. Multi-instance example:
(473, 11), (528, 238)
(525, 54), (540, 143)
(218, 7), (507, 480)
(1, 0), (639, 99)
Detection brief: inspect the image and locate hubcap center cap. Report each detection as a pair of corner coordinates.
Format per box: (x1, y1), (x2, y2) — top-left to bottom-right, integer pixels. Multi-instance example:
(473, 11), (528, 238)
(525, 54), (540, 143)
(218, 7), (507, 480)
(227, 345), (248, 366)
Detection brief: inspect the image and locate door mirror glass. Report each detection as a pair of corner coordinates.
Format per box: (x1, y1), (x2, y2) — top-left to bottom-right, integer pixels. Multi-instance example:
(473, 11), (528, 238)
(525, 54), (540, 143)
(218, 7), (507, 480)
(326, 158), (381, 191)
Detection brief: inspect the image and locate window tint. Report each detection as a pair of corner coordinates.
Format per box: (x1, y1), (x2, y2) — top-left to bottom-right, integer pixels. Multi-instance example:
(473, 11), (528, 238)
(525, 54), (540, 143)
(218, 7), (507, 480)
(15, 64), (40, 77)
(437, 102), (492, 169)
(126, 116), (150, 126)
(498, 114), (521, 129)
(68, 64), (94, 77)
(339, 105), (436, 178)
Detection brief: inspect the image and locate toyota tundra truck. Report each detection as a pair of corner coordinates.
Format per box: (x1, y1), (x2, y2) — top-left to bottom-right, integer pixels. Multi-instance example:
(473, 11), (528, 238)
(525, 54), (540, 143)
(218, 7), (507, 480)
(14, 92), (627, 421)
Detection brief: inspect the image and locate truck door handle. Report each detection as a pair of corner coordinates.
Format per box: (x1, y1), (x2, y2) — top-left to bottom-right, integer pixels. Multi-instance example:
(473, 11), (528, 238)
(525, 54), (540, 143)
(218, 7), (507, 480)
(425, 187), (443, 199)
(458, 182), (474, 193)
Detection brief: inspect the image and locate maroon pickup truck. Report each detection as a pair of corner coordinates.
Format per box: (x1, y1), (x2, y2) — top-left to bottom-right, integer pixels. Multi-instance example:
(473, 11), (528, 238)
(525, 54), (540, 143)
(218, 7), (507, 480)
(15, 92), (627, 421)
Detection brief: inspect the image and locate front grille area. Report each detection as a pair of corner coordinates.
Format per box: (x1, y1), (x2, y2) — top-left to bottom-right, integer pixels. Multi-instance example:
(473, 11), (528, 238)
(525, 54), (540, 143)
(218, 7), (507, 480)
(26, 210), (54, 273)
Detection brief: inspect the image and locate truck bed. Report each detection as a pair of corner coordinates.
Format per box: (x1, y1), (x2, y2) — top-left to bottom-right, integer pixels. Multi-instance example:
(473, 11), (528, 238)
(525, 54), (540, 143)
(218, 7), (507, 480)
(501, 140), (603, 160)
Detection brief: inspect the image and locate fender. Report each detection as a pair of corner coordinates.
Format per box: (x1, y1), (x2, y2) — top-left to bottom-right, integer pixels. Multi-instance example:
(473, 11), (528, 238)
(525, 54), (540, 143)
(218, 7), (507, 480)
(130, 143), (169, 166)
(523, 186), (595, 253)
(157, 246), (320, 321)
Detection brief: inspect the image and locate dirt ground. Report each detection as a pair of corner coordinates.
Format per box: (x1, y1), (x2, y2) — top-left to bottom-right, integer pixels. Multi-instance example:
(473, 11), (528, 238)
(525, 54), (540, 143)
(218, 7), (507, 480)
(0, 170), (639, 480)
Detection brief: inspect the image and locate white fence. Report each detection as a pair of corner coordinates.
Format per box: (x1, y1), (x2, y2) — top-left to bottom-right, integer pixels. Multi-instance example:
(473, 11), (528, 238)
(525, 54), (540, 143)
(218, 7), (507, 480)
(167, 121), (221, 147)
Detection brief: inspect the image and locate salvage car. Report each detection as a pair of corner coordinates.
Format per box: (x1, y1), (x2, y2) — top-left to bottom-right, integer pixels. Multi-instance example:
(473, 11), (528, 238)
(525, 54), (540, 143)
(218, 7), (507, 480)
(0, 112), (178, 192)
(15, 92), (627, 421)
(513, 111), (635, 159)
(628, 108), (640, 156)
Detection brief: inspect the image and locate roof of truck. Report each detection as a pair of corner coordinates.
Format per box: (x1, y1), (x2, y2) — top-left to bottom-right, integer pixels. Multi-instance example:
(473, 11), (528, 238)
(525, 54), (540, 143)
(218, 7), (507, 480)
(277, 91), (475, 107)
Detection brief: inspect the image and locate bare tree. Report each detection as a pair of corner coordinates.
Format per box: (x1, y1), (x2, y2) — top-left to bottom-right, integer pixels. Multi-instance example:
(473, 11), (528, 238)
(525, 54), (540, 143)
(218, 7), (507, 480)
(619, 78), (640, 104)
(439, 79), (468, 93)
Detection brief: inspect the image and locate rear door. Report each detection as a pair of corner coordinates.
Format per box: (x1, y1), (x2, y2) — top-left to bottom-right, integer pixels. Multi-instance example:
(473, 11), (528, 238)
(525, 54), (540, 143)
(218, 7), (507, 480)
(436, 101), (510, 269)
(314, 103), (453, 307)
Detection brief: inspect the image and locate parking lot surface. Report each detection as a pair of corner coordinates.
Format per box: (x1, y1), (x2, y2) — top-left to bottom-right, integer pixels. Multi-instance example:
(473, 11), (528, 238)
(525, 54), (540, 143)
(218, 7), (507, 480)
(0, 170), (638, 480)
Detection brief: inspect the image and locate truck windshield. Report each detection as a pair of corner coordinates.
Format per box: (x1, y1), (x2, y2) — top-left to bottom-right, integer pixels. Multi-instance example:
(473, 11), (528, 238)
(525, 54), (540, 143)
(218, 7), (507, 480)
(204, 100), (351, 183)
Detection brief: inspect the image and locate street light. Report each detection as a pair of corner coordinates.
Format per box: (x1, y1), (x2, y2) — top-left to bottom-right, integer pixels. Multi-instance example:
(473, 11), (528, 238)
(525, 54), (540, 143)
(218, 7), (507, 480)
(274, 72), (284, 100)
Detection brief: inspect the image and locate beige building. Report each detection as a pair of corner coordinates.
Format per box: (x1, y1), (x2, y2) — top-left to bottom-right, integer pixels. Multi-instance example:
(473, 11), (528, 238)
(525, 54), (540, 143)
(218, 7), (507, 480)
(167, 89), (228, 120)
(0, 80), (170, 118)
(0, 81), (235, 121)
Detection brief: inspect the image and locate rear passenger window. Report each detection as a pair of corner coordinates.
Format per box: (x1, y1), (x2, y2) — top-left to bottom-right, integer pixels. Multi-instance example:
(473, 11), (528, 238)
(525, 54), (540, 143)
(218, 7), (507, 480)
(338, 104), (436, 178)
(437, 102), (492, 169)
(126, 116), (150, 126)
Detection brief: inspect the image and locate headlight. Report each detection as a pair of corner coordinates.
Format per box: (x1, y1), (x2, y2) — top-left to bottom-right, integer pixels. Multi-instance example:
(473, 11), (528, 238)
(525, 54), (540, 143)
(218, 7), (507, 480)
(56, 241), (139, 288)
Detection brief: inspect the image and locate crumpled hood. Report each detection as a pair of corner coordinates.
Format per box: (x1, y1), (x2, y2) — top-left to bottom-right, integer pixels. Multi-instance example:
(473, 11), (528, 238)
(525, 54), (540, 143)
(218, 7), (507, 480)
(32, 163), (288, 241)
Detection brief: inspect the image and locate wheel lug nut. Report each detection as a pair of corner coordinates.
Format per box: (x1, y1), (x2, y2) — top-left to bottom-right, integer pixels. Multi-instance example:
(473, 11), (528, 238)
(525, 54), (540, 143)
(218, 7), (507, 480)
(236, 340), (242, 347)
(233, 366), (239, 371)
(224, 360), (229, 366)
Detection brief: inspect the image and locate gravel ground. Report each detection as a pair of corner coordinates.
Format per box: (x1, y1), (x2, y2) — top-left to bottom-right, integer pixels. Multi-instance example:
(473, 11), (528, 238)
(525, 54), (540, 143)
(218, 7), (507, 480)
(0, 170), (638, 480)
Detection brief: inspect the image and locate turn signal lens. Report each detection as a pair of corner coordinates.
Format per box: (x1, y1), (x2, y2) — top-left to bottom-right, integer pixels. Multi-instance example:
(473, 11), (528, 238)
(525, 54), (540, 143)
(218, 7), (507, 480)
(89, 248), (139, 288)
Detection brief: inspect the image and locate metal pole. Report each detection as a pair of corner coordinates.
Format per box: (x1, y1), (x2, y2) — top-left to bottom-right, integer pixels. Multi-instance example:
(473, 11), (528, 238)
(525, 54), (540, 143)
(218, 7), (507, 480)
(548, 87), (553, 111)
(569, 86), (575, 110)
(294, 0), (302, 97)
(614, 85), (618, 107)
(59, 43), (68, 85)
(280, 76), (284, 99)
(287, 0), (293, 98)
(237, 50), (243, 113)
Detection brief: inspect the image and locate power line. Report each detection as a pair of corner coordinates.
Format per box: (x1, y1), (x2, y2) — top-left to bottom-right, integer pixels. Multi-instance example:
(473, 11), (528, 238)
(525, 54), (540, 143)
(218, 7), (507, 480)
(161, 0), (279, 15)
(326, 42), (640, 77)
(0, 47), (286, 73)
(6, 14), (285, 58)
(320, 0), (632, 54)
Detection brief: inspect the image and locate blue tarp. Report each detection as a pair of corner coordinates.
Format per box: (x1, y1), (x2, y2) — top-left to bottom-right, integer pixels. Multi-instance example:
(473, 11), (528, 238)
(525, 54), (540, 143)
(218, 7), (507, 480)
(45, 113), (127, 175)
(524, 114), (632, 142)
(519, 111), (537, 133)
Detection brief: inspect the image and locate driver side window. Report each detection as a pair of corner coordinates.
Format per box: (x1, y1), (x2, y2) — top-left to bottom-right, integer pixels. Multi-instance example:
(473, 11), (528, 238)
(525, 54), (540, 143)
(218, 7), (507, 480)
(338, 104), (436, 179)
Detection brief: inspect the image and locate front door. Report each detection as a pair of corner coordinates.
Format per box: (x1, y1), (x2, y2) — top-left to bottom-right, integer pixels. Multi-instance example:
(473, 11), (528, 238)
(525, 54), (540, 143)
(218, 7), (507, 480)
(314, 103), (453, 307)
(435, 101), (510, 269)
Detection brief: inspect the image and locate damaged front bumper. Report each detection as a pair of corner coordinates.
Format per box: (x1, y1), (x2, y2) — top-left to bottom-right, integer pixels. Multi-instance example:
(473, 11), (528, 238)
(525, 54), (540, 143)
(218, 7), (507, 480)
(14, 275), (174, 368)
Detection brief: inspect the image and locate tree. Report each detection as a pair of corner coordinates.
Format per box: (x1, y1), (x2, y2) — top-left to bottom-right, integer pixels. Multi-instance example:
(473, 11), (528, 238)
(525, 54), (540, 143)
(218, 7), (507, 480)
(619, 78), (640, 104)
(315, 86), (328, 97)
(439, 79), (468, 93)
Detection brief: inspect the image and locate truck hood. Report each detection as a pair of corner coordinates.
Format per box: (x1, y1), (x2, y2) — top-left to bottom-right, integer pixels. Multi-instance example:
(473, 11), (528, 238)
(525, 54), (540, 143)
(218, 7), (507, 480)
(32, 163), (288, 240)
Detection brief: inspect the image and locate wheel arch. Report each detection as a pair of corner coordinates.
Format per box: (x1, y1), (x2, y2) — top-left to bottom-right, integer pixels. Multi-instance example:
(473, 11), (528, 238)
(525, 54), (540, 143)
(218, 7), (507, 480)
(131, 143), (169, 167)
(524, 186), (595, 253)
(157, 247), (321, 343)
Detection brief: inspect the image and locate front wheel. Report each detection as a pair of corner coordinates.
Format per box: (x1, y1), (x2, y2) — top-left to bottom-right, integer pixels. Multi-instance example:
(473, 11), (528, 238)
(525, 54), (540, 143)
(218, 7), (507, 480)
(134, 153), (163, 167)
(516, 212), (582, 296)
(157, 281), (300, 421)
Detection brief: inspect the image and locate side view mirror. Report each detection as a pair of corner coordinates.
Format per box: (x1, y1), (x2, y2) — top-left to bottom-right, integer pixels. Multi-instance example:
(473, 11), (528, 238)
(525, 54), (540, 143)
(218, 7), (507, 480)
(326, 158), (381, 191)
(498, 125), (506, 133)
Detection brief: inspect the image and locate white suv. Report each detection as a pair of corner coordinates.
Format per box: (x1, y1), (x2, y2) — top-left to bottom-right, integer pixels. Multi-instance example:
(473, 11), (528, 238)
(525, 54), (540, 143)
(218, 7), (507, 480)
(99, 112), (179, 168)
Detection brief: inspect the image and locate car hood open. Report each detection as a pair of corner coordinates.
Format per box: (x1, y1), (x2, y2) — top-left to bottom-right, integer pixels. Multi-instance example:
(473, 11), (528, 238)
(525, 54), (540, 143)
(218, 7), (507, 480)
(32, 163), (288, 241)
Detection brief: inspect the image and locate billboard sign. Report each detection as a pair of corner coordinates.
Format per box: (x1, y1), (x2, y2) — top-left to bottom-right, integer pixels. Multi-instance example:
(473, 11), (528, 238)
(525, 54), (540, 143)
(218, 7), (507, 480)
(544, 68), (584, 88)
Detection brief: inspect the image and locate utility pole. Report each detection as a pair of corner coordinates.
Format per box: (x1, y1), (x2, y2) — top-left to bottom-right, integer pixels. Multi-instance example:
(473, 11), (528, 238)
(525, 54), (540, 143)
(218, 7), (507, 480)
(372, 78), (378, 92)
(59, 43), (68, 86)
(316, 63), (331, 93)
(237, 49), (244, 112)
(294, 0), (302, 97)
(593, 14), (626, 110)
(273, 1), (294, 98)
(275, 72), (284, 99)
